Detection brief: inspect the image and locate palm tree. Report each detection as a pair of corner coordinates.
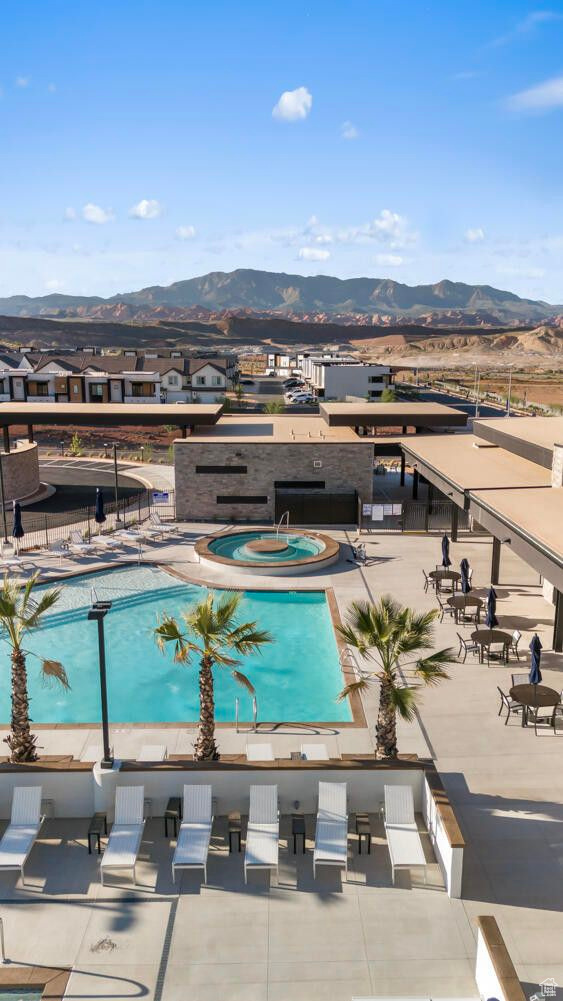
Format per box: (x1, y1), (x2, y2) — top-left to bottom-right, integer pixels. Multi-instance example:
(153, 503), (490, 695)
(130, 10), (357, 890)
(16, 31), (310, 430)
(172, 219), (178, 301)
(0, 573), (70, 763)
(154, 591), (273, 760)
(337, 596), (452, 759)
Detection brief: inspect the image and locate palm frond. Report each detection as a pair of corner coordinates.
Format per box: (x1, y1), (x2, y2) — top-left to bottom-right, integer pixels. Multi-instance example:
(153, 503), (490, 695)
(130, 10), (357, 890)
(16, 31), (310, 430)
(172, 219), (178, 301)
(227, 624), (273, 655)
(415, 649), (453, 685)
(154, 615), (196, 663)
(231, 670), (255, 695)
(336, 677), (370, 702)
(41, 659), (71, 690)
(390, 684), (417, 722)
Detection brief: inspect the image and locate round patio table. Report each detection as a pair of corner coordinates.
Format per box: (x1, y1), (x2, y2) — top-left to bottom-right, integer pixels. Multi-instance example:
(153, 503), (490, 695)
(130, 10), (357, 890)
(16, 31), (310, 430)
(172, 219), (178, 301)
(447, 594), (483, 623)
(471, 628), (512, 664)
(429, 570), (461, 593)
(509, 684), (561, 729)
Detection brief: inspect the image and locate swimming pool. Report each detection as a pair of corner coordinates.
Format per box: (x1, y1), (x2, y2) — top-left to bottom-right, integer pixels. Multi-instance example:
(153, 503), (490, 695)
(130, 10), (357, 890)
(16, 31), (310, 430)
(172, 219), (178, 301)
(209, 531), (325, 562)
(0, 566), (352, 724)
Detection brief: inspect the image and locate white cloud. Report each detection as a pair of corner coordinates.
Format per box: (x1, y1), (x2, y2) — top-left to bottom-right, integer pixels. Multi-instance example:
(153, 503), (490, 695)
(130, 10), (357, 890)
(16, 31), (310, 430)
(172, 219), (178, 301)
(338, 209), (418, 248)
(129, 198), (162, 219)
(314, 233), (333, 244)
(496, 264), (545, 280)
(489, 10), (562, 47)
(64, 207), (77, 221)
(507, 73), (563, 111)
(272, 86), (312, 121)
(82, 203), (115, 224)
(15, 76), (30, 88)
(375, 253), (403, 266)
(341, 120), (359, 140)
(176, 225), (196, 240)
(298, 247), (330, 261)
(44, 279), (64, 291)
(465, 227), (485, 243)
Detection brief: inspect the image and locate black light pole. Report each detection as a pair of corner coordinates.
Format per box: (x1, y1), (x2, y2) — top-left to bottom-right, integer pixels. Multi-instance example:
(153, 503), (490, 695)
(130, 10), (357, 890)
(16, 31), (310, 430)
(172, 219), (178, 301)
(113, 444), (121, 522)
(0, 452), (8, 544)
(87, 600), (113, 769)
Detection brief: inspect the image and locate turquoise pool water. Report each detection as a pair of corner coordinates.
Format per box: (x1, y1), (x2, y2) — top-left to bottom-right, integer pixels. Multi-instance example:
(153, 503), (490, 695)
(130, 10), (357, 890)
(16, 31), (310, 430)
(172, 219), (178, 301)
(0, 994), (42, 1000)
(0, 566), (351, 724)
(209, 531), (325, 562)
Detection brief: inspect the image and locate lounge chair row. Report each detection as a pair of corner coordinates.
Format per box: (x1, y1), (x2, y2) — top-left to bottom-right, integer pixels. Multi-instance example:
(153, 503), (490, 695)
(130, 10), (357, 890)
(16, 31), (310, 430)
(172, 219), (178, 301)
(0, 782), (427, 887)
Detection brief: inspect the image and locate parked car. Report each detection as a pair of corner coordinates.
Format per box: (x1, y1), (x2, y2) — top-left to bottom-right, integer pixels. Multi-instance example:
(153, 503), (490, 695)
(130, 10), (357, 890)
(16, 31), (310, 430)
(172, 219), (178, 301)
(286, 392), (316, 404)
(240, 378), (254, 386)
(283, 379), (303, 389)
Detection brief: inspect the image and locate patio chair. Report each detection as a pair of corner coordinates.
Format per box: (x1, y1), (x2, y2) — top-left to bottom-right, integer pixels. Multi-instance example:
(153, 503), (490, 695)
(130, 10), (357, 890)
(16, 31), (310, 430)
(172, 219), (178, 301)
(300, 743), (330, 761)
(90, 533), (123, 551)
(457, 633), (479, 663)
(497, 687), (523, 725)
(68, 530), (96, 556)
(0, 786), (44, 886)
(246, 743), (274, 761)
(313, 781), (348, 880)
(100, 786), (145, 885)
(244, 785), (279, 884)
(436, 594), (455, 623)
(46, 539), (70, 565)
(528, 704), (557, 736)
(172, 785), (213, 883)
(422, 569), (433, 592)
(383, 784), (426, 886)
(149, 511), (177, 537)
(468, 567), (474, 587)
(511, 673), (529, 688)
(510, 630), (522, 660)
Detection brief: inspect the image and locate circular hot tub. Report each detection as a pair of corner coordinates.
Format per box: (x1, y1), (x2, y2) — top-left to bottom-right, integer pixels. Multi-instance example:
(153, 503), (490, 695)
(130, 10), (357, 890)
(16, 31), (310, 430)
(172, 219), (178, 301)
(195, 528), (340, 575)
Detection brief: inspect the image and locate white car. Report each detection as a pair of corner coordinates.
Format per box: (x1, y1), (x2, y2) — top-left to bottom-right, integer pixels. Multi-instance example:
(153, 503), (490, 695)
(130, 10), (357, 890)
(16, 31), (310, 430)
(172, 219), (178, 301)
(286, 392), (316, 404)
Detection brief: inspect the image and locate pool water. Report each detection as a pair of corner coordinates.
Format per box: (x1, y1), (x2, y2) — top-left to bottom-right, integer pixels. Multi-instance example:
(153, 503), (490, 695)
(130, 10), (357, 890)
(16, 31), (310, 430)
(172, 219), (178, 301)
(209, 531), (325, 562)
(0, 566), (351, 724)
(0, 994), (42, 1000)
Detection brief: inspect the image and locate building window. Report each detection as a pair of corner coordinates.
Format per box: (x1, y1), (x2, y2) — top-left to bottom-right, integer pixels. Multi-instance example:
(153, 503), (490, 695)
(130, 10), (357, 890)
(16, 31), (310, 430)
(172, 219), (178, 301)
(72, 384), (79, 394)
(211, 375), (222, 386)
(216, 495), (267, 504)
(195, 376), (206, 385)
(274, 480), (325, 489)
(89, 383), (104, 399)
(167, 374), (179, 386)
(131, 383), (147, 397)
(369, 389), (382, 398)
(33, 382), (50, 396)
(196, 465), (247, 474)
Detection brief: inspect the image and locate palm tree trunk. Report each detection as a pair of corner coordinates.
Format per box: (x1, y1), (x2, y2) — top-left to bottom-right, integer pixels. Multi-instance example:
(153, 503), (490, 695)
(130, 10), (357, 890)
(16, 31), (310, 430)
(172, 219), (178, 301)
(5, 648), (38, 763)
(375, 677), (397, 759)
(193, 655), (219, 761)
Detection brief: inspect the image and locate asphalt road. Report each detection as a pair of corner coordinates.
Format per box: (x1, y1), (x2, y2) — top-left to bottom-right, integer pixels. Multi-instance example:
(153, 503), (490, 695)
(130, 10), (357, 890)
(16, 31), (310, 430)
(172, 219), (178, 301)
(31, 458), (144, 514)
(408, 388), (510, 419)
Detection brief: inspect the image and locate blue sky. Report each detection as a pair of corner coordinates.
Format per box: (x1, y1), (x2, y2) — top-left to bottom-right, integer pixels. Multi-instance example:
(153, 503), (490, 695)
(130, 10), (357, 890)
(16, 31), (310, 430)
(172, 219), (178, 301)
(2, 0), (563, 302)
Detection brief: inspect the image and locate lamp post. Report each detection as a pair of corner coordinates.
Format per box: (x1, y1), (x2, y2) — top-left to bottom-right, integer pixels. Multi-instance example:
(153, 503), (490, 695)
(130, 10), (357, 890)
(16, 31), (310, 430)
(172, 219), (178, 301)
(59, 440), (65, 456)
(0, 452), (7, 545)
(113, 444), (120, 522)
(87, 600), (113, 769)
(474, 369), (481, 419)
(506, 366), (513, 417)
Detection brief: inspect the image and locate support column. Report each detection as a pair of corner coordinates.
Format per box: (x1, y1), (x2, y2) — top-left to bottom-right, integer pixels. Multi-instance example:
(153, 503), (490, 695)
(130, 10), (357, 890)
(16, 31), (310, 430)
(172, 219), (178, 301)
(181, 426), (187, 439)
(451, 504), (459, 543)
(553, 589), (563, 653)
(428, 483), (434, 515)
(491, 536), (501, 585)
(2, 427), (9, 454)
(402, 425), (407, 435)
(27, 424), (34, 443)
(412, 468), (419, 500)
(400, 452), (406, 486)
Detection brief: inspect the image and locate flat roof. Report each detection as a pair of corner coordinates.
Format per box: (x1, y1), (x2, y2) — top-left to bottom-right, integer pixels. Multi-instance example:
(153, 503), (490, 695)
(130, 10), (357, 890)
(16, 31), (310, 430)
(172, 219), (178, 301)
(0, 402), (222, 428)
(178, 414), (366, 443)
(473, 416), (563, 469)
(402, 434), (551, 492)
(320, 401), (467, 427)
(471, 487), (563, 565)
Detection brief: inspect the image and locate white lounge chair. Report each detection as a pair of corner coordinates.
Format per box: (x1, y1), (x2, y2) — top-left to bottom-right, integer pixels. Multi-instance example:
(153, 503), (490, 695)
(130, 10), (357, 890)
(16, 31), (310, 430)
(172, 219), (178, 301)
(384, 784), (426, 885)
(100, 786), (145, 885)
(149, 511), (177, 536)
(90, 533), (123, 551)
(300, 743), (330, 761)
(137, 745), (167, 762)
(313, 781), (348, 879)
(0, 786), (44, 885)
(172, 785), (213, 883)
(244, 785), (279, 884)
(246, 743), (274, 761)
(68, 530), (96, 556)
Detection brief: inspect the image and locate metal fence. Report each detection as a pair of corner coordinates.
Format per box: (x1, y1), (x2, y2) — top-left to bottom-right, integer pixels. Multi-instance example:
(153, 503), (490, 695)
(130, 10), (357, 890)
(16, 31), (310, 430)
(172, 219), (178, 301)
(360, 499), (474, 534)
(8, 488), (176, 552)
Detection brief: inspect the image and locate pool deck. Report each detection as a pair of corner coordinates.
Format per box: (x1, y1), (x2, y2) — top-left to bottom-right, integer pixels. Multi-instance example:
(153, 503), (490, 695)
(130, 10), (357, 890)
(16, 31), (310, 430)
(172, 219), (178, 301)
(0, 522), (561, 997)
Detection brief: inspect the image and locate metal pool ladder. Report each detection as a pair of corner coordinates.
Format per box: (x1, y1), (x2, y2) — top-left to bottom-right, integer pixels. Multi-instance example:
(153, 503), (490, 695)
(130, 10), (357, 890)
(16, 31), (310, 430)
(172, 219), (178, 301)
(235, 696), (258, 733)
(276, 511), (290, 539)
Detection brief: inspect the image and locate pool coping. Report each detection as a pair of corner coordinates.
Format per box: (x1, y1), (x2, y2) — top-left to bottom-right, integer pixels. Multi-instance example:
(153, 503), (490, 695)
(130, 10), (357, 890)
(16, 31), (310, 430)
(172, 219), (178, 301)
(0, 965), (71, 1000)
(22, 560), (366, 730)
(194, 526), (340, 571)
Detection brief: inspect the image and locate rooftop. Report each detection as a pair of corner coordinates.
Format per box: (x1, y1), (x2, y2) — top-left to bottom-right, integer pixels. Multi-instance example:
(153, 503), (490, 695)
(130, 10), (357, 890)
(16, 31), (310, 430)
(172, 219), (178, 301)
(473, 416), (563, 467)
(401, 434), (552, 492)
(471, 485), (563, 563)
(0, 402), (223, 428)
(320, 401), (467, 427)
(180, 414), (366, 443)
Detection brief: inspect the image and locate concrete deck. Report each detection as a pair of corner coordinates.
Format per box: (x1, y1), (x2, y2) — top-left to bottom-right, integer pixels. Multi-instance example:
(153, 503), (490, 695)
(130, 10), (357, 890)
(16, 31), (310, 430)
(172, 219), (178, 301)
(0, 522), (560, 997)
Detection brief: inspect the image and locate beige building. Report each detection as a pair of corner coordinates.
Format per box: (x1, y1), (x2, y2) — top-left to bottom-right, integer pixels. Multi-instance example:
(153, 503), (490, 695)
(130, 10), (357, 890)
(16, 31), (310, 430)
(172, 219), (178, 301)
(174, 415), (375, 523)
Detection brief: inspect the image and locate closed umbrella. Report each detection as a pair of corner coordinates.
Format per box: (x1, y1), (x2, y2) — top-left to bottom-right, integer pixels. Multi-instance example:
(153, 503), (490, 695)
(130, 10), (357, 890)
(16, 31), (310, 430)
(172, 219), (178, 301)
(95, 488), (106, 525)
(460, 558), (471, 593)
(12, 501), (24, 554)
(485, 586), (498, 636)
(441, 533), (451, 568)
(529, 634), (543, 686)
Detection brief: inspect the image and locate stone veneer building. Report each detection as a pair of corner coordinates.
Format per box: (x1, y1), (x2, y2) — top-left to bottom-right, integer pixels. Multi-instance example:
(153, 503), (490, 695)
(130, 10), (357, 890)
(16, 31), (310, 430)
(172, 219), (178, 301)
(174, 415), (375, 522)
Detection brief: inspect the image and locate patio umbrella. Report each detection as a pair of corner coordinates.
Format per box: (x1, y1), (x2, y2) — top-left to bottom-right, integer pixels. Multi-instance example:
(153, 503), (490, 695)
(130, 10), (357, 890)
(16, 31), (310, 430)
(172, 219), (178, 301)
(529, 634), (543, 686)
(95, 488), (106, 525)
(11, 500), (24, 554)
(485, 586), (498, 635)
(441, 533), (451, 568)
(460, 558), (471, 593)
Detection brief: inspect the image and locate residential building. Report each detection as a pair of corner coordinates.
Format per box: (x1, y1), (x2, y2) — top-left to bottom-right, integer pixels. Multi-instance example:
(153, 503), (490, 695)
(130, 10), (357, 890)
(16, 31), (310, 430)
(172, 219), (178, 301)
(302, 356), (392, 400)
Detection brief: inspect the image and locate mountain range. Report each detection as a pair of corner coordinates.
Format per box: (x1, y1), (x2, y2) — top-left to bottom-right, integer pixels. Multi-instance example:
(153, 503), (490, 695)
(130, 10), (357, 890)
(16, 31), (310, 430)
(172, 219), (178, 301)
(0, 269), (560, 326)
